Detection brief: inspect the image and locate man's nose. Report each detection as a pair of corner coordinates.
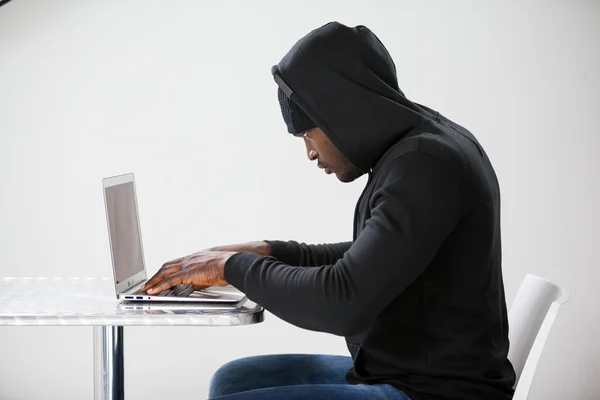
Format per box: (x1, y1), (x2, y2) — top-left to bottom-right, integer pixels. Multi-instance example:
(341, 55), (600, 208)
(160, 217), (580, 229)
(305, 140), (318, 161)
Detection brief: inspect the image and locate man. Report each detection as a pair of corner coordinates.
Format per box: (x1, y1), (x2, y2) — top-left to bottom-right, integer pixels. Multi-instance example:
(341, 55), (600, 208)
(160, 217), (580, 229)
(142, 22), (516, 400)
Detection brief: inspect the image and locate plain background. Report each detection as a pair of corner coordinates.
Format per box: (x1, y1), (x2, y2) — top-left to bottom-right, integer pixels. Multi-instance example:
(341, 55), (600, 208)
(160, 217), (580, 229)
(1, 0), (598, 399)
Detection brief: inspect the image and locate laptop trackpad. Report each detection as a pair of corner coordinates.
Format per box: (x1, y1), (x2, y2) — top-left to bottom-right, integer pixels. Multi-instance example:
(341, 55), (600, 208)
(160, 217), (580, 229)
(189, 286), (245, 301)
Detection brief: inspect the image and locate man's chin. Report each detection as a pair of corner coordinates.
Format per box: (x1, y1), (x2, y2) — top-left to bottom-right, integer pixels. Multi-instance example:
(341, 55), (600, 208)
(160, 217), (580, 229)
(336, 172), (359, 183)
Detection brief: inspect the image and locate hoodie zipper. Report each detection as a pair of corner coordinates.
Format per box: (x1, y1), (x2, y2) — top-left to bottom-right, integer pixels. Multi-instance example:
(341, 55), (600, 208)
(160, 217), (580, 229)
(353, 171), (373, 240)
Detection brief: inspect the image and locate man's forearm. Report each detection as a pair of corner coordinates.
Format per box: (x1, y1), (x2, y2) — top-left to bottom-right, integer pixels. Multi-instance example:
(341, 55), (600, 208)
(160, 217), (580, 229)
(266, 240), (352, 266)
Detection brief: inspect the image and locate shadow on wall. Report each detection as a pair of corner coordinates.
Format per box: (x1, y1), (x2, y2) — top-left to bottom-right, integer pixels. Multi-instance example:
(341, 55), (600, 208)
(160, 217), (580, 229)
(0, 0), (88, 32)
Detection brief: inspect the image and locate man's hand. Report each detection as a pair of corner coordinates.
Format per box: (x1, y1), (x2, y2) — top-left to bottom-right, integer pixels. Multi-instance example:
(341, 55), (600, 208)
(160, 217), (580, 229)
(206, 241), (271, 256)
(141, 251), (237, 294)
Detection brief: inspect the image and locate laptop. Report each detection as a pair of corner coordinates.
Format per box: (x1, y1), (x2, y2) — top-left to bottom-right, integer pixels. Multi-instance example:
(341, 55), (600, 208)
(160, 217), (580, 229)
(102, 172), (246, 303)
(117, 301), (239, 313)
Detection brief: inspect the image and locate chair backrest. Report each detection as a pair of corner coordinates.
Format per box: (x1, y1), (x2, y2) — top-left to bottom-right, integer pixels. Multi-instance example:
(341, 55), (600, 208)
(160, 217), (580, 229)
(508, 274), (570, 400)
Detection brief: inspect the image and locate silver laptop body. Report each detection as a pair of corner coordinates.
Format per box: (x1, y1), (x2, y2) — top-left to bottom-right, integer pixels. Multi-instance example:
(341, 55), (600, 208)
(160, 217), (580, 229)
(102, 173), (245, 303)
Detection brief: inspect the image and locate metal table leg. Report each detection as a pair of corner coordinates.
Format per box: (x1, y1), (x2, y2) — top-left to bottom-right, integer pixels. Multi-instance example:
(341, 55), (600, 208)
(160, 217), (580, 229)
(94, 326), (124, 400)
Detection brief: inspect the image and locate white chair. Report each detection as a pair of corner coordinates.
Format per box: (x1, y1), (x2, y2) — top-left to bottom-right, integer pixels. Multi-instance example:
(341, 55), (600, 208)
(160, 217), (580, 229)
(508, 274), (570, 400)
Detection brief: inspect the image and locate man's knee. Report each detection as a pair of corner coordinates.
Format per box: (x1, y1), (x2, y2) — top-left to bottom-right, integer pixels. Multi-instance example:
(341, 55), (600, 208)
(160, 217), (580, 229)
(208, 356), (261, 398)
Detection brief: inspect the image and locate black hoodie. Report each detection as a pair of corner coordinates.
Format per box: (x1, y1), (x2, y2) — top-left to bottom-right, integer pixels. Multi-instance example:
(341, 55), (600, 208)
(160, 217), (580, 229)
(225, 22), (516, 400)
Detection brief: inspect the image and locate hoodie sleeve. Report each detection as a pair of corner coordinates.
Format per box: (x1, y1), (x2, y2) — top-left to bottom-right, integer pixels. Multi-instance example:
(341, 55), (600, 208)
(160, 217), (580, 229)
(264, 240), (352, 266)
(224, 153), (461, 336)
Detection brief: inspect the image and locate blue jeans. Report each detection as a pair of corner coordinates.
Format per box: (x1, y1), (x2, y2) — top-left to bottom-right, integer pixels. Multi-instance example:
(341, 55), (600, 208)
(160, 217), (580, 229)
(208, 354), (410, 400)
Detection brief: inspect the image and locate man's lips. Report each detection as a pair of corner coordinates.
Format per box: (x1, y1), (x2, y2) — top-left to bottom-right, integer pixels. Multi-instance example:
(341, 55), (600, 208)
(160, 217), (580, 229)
(318, 164), (332, 174)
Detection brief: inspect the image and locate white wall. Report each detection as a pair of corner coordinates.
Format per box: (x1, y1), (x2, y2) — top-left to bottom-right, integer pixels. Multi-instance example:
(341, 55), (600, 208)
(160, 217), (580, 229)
(0, 0), (598, 399)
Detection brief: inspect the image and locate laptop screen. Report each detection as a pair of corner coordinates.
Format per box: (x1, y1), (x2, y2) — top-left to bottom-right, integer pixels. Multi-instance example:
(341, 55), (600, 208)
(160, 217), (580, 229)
(104, 181), (144, 284)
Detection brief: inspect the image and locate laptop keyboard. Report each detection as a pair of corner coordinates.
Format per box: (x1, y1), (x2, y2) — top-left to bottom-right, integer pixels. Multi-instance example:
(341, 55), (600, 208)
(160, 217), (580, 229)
(132, 283), (194, 298)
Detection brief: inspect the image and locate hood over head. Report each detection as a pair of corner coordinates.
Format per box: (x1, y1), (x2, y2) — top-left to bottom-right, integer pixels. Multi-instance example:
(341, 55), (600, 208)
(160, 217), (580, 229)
(272, 21), (435, 173)
(277, 86), (317, 134)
